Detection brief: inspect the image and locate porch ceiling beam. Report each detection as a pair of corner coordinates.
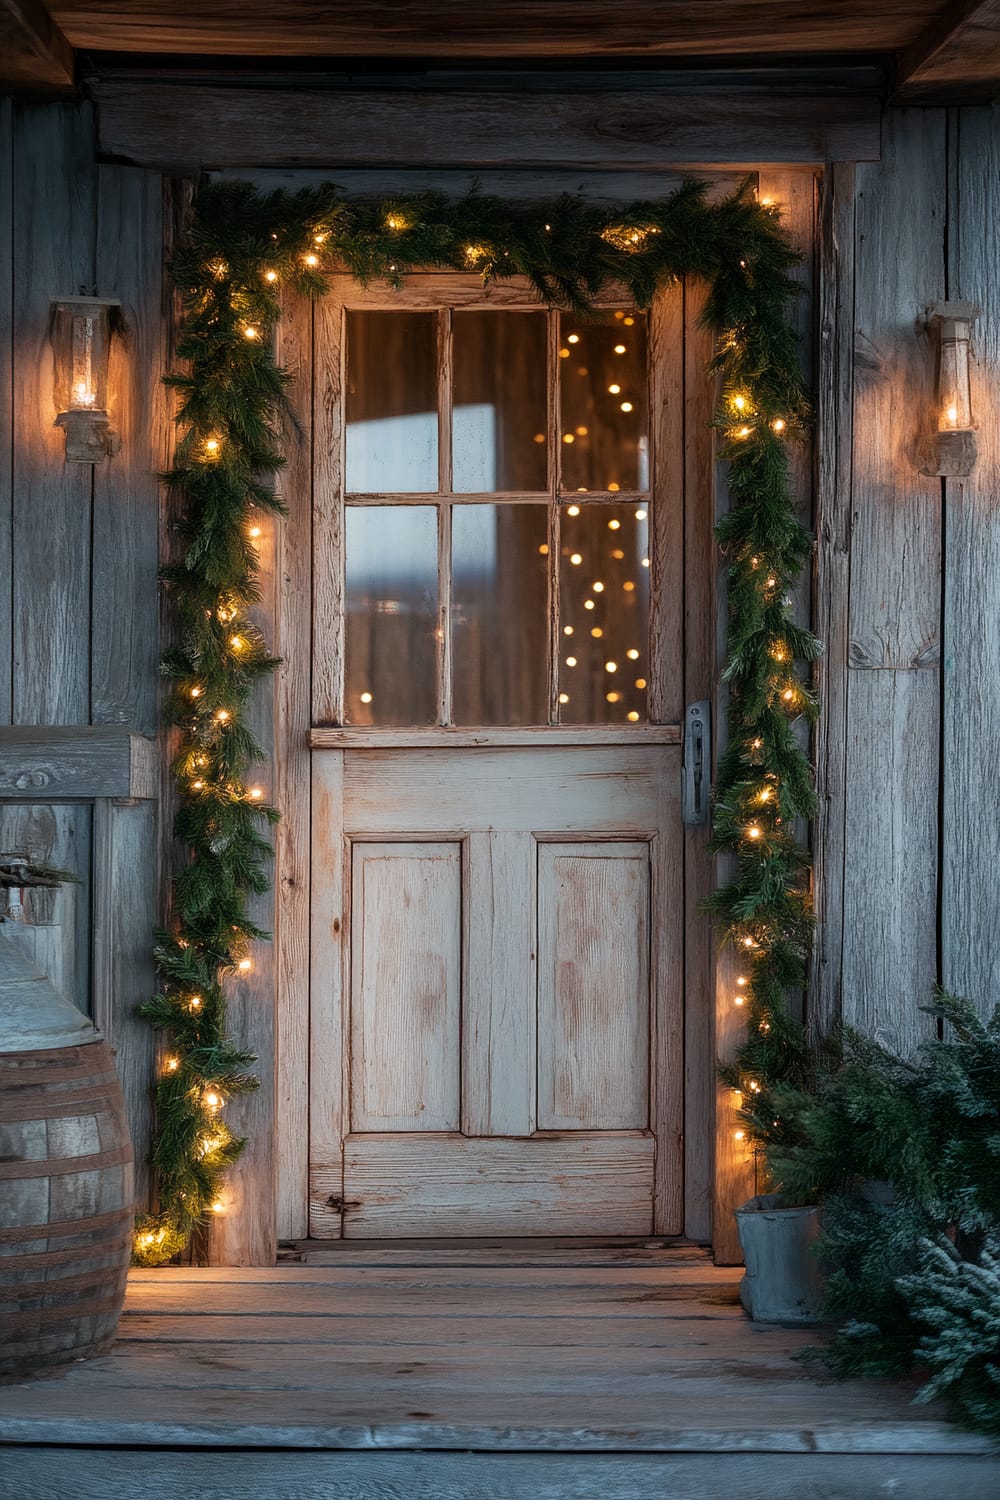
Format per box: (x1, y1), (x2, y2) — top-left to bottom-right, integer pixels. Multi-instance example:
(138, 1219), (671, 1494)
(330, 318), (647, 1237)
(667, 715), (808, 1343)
(0, 0), (74, 91)
(91, 81), (881, 170)
(895, 0), (1000, 100)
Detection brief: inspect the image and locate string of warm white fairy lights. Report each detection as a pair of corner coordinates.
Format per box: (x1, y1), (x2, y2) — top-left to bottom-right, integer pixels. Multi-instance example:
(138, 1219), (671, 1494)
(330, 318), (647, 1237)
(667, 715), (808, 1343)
(133, 177), (817, 1265)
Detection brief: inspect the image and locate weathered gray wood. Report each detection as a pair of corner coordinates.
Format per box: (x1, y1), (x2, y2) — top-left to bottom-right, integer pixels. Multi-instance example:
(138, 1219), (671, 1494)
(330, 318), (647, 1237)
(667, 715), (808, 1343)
(213, 167), (748, 205)
(897, 0), (1000, 101)
(841, 110), (946, 1055)
(941, 106), (1000, 1016)
(93, 82), (882, 171)
(7, 1447), (1000, 1500)
(0, 0), (74, 92)
(0, 726), (155, 799)
(0, 99), (11, 728)
(91, 166), (164, 736)
(811, 162), (856, 1041)
(0, 1252), (988, 1456)
(0, 799), (92, 1016)
(11, 102), (95, 727)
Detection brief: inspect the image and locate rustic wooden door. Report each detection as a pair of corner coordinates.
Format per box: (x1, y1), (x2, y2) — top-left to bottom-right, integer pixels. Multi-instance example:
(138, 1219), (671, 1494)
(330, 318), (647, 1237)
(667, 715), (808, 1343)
(309, 276), (686, 1238)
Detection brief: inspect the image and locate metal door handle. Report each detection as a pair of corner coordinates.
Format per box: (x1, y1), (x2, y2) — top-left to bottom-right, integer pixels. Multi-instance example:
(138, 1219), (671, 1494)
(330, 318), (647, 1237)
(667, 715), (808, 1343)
(682, 700), (711, 825)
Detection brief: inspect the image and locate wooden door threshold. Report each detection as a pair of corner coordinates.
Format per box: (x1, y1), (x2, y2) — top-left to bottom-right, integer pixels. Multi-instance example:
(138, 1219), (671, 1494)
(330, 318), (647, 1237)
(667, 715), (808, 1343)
(278, 1235), (710, 1267)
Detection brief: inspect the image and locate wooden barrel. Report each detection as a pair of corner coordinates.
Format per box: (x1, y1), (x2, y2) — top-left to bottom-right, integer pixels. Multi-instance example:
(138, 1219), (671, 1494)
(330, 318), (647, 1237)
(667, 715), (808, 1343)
(0, 1039), (134, 1376)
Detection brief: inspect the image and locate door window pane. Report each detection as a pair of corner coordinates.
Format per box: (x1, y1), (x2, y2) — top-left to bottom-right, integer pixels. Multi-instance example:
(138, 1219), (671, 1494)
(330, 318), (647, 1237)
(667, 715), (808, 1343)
(452, 312), (548, 492)
(345, 311), (438, 492)
(345, 506), (438, 724)
(558, 502), (650, 724)
(559, 312), (648, 493)
(452, 505), (549, 724)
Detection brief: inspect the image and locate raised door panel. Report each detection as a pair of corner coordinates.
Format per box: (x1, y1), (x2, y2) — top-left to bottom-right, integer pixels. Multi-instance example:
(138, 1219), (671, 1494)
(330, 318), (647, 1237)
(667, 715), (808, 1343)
(350, 841), (461, 1132)
(537, 842), (650, 1131)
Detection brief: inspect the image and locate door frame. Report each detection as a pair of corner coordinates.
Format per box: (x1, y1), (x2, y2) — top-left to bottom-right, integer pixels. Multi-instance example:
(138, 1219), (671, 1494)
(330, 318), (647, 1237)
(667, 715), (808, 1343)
(269, 168), (816, 1261)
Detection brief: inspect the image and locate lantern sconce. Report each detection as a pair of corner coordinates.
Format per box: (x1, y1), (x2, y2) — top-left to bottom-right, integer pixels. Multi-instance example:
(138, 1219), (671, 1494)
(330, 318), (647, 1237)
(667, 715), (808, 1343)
(918, 300), (978, 478)
(49, 296), (121, 463)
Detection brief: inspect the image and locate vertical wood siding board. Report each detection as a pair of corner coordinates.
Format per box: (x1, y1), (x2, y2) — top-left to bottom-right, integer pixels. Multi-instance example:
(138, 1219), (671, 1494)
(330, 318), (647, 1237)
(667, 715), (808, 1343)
(274, 289), (313, 1240)
(759, 171), (817, 1030)
(12, 102), (97, 726)
(844, 109), (946, 1055)
(91, 166), (162, 734)
(209, 352), (280, 1269)
(942, 105), (1000, 1016)
(312, 292), (344, 724)
(811, 162), (857, 1040)
(0, 98), (12, 725)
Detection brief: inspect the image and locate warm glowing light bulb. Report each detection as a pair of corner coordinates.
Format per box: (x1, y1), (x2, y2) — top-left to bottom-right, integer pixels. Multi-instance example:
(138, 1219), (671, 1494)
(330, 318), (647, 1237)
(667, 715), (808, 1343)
(165, 1056), (179, 1072)
(733, 395), (746, 411)
(190, 685), (202, 698)
(559, 347), (570, 358)
(248, 525), (262, 539)
(620, 401), (633, 413)
(215, 709), (231, 723)
(734, 1130), (746, 1141)
(623, 580), (636, 592)
(614, 343), (627, 354)
(747, 825), (762, 840)
(634, 677), (647, 689)
(538, 543), (549, 555)
(238, 957), (252, 973)
(782, 688), (794, 702)
(591, 627), (604, 638)
(592, 581), (605, 593)
(360, 691), (373, 704)
(734, 995), (745, 1007)
(250, 787), (263, 800)
(243, 326), (259, 340)
(752, 737), (763, 750)
(230, 635), (245, 652)
(584, 599), (595, 610)
(205, 438), (220, 454)
(191, 779), (204, 791)
(205, 1092), (221, 1111)
(606, 691), (621, 703)
(304, 253), (319, 267)
(558, 692), (570, 704)
(608, 483), (620, 493)
(626, 648), (640, 660)
(635, 509), (647, 520)
(567, 504), (581, 516)
(565, 656), (577, 667)
(641, 558), (650, 569)
(264, 269), (278, 283)
(570, 553), (583, 566)
(563, 432), (575, 443)
(737, 426), (751, 438)
(211, 1201), (225, 1214)
(189, 995), (202, 1010)
(772, 418), (786, 433)
(563, 625), (574, 636)
(576, 425), (588, 437)
(627, 711), (640, 722)
(567, 333), (580, 344)
(743, 937), (755, 949)
(605, 661), (617, 673)
(608, 518), (621, 530)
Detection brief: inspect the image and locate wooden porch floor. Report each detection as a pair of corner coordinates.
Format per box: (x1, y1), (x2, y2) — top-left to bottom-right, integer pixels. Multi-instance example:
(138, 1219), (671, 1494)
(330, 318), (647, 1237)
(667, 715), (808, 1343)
(1, 1241), (993, 1497)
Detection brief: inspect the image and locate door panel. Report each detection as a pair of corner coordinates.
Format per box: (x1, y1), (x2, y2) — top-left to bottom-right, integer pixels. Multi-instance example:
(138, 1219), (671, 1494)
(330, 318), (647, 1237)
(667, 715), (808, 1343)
(350, 842), (462, 1133)
(343, 1132), (655, 1237)
(310, 744), (682, 1237)
(537, 842), (650, 1131)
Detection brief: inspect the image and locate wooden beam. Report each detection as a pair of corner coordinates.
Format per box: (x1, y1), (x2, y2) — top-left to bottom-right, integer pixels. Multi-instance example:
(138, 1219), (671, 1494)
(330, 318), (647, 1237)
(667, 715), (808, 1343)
(896, 0), (1000, 100)
(0, 0), (73, 91)
(92, 81), (881, 170)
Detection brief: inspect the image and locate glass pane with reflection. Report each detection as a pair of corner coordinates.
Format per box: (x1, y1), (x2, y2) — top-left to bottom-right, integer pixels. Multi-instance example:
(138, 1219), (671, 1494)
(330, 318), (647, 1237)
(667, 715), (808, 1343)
(558, 502), (650, 724)
(345, 506), (438, 725)
(559, 312), (648, 493)
(452, 312), (548, 492)
(345, 311), (438, 492)
(452, 505), (550, 724)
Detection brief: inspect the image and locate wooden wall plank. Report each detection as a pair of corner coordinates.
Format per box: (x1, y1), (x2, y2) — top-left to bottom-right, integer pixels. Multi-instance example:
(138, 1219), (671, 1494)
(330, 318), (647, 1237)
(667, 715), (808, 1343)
(0, 99), (11, 727)
(941, 104), (1000, 1015)
(12, 102), (95, 727)
(309, 749), (346, 1239)
(273, 288), (313, 1241)
(93, 82), (882, 172)
(92, 165), (163, 735)
(811, 162), (856, 1040)
(842, 109), (945, 1055)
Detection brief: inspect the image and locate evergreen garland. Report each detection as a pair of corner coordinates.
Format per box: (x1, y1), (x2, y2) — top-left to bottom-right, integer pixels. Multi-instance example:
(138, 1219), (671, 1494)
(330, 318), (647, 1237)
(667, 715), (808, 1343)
(132, 176), (817, 1265)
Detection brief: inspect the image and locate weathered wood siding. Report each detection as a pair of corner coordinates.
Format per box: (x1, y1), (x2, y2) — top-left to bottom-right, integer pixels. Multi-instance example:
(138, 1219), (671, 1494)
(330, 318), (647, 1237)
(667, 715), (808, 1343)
(0, 100), (161, 1206)
(815, 102), (1000, 1042)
